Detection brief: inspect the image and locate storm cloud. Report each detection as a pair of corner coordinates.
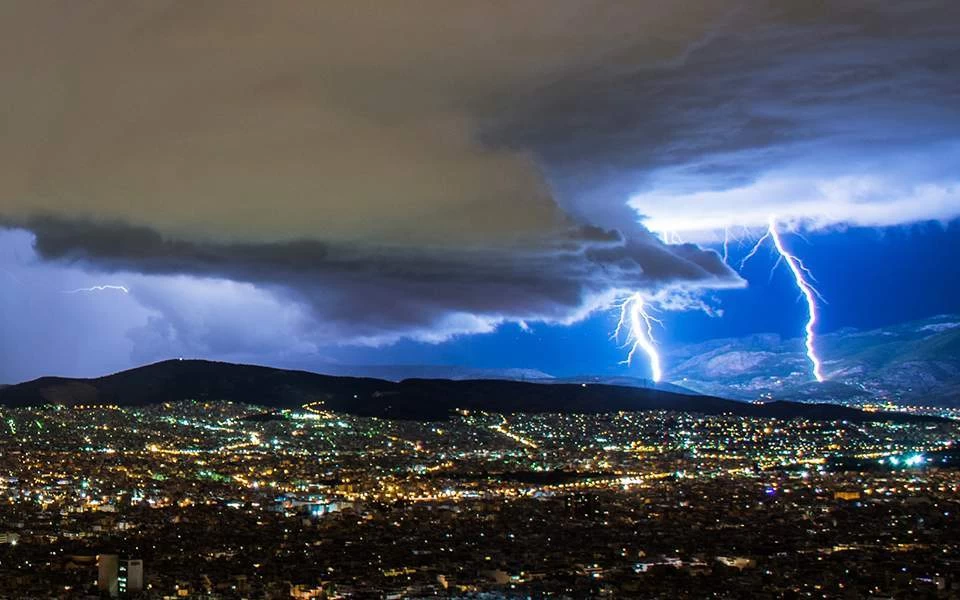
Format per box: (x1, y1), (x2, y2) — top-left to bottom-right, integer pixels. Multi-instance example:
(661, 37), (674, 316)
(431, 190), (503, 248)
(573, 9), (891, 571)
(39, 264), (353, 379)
(504, 1), (960, 238)
(2, 1), (959, 379)
(20, 217), (735, 345)
(0, 1), (727, 246)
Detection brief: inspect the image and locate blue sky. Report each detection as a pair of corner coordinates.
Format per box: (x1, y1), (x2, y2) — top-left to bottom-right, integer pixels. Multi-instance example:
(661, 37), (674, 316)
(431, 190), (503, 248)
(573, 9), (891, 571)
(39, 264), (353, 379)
(324, 220), (960, 378)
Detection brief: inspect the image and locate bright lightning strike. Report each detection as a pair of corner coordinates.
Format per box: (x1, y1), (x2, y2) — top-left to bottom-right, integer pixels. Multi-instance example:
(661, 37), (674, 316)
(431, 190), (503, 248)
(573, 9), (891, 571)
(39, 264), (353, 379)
(62, 285), (130, 294)
(612, 293), (663, 383)
(743, 218), (825, 383)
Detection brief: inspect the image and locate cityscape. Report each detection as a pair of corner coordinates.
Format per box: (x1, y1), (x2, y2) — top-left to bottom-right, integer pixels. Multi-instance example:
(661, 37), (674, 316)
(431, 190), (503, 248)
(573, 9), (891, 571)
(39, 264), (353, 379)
(0, 394), (958, 598)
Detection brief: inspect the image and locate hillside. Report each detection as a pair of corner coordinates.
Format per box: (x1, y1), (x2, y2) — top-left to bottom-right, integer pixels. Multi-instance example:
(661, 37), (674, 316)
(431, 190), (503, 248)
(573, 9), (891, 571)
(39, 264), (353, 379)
(0, 359), (937, 423)
(667, 314), (960, 405)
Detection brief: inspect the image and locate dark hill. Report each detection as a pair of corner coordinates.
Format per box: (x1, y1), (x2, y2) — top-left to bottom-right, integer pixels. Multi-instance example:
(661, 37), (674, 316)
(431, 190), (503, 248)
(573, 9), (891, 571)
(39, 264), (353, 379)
(0, 359), (940, 423)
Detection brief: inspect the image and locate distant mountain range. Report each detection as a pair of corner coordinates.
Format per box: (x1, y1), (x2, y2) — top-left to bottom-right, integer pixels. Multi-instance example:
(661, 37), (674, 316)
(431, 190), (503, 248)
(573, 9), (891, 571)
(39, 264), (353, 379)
(298, 366), (698, 396)
(0, 359), (938, 423)
(301, 363), (555, 382)
(327, 315), (960, 407)
(665, 314), (960, 406)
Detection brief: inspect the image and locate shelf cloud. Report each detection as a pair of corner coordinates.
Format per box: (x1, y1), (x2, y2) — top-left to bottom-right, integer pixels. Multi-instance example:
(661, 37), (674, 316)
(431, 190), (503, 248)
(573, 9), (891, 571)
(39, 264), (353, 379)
(1, 1), (958, 379)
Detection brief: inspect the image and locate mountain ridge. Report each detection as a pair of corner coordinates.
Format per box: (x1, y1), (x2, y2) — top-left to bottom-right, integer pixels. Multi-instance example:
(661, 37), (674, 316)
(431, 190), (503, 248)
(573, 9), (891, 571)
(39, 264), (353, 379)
(667, 314), (960, 405)
(0, 358), (939, 423)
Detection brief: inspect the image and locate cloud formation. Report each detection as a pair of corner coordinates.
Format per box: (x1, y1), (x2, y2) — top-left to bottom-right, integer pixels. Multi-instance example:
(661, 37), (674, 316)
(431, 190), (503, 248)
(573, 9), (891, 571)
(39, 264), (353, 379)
(0, 1), (725, 246)
(503, 2), (960, 238)
(2, 2), (959, 378)
(21, 218), (735, 346)
(0, 1), (746, 363)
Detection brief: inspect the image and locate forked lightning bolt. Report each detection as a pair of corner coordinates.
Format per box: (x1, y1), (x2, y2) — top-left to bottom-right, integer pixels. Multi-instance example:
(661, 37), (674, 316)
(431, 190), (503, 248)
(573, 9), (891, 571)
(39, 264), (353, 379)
(743, 217), (825, 382)
(612, 293), (663, 383)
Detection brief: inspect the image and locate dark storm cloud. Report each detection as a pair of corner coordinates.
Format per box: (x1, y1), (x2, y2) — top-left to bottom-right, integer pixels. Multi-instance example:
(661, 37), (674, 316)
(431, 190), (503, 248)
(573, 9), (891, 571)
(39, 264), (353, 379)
(520, 3), (960, 168)
(20, 217), (736, 345)
(3, 1), (959, 361)
(0, 1), (726, 246)
(499, 1), (960, 235)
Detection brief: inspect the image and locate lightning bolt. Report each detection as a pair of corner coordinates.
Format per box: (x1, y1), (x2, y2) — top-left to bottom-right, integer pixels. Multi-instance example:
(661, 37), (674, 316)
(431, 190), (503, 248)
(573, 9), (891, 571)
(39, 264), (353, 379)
(62, 285), (130, 294)
(740, 230), (771, 271)
(743, 218), (825, 383)
(612, 293), (663, 383)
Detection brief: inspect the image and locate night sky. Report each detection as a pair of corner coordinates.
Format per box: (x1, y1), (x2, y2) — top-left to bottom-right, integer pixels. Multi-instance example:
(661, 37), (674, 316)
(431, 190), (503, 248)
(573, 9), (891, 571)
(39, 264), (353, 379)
(1, 2), (959, 383)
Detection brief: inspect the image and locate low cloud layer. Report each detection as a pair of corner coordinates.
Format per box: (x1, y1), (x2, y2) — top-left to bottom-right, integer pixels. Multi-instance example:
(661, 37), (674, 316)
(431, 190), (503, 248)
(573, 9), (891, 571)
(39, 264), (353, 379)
(0, 221), (736, 381)
(22, 218), (736, 346)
